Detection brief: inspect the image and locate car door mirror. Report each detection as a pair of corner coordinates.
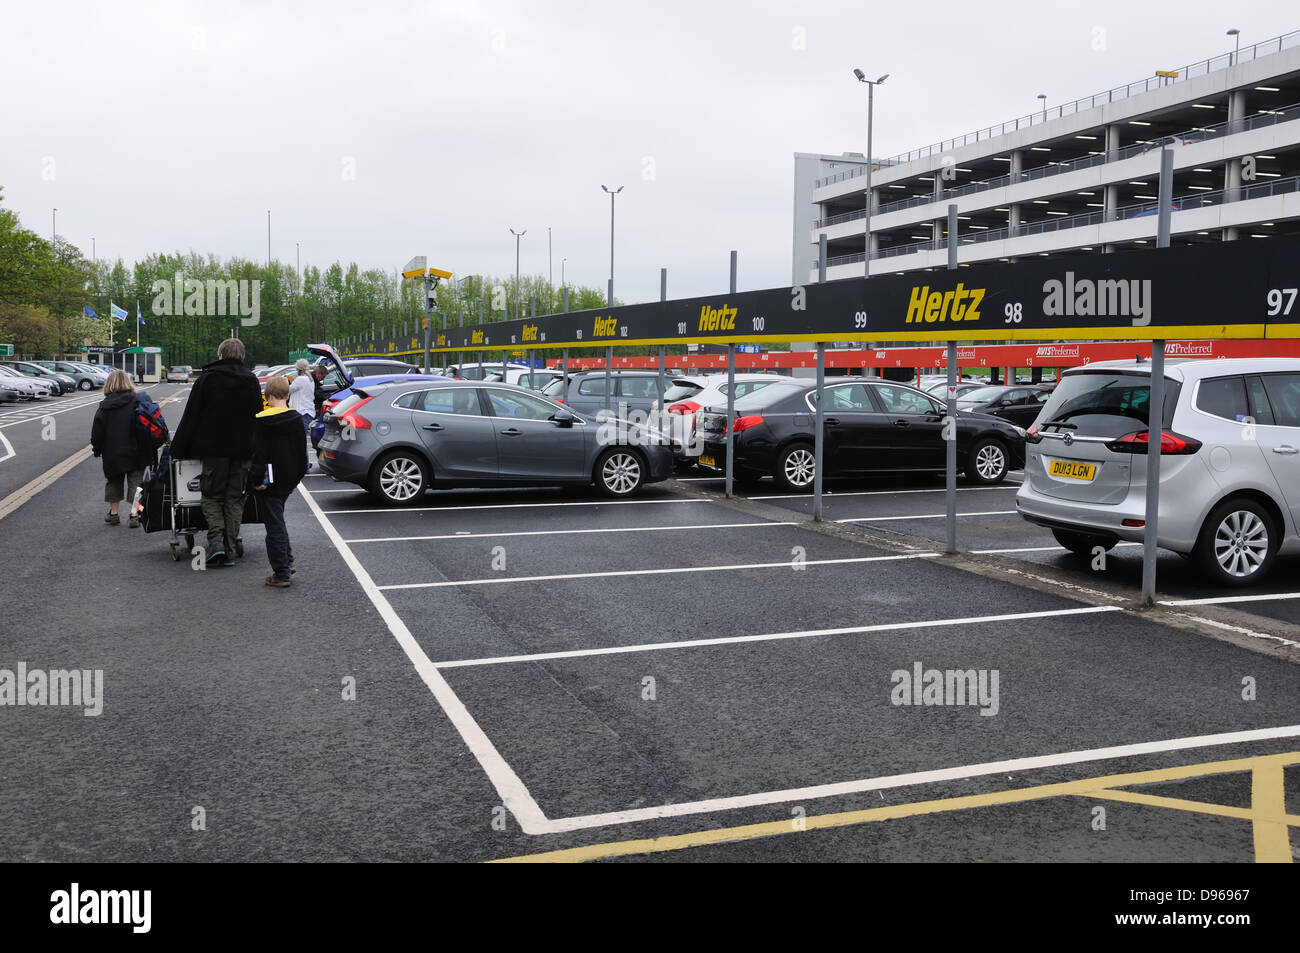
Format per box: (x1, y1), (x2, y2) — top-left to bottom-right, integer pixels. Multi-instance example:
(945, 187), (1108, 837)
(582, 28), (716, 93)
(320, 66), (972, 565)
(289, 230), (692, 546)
(550, 410), (575, 428)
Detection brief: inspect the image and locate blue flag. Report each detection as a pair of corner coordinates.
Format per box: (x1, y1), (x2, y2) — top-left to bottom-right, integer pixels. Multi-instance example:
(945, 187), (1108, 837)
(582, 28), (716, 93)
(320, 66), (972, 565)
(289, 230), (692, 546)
(136, 301), (145, 327)
(110, 303), (128, 321)
(84, 306), (99, 318)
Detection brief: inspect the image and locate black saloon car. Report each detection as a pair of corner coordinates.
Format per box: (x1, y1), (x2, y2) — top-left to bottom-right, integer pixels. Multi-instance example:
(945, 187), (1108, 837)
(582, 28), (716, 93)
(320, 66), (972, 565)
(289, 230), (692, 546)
(696, 378), (1026, 490)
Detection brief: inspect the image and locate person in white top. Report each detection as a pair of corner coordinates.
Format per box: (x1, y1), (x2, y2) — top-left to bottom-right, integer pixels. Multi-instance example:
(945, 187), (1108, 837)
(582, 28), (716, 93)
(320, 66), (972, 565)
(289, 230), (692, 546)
(288, 359), (317, 470)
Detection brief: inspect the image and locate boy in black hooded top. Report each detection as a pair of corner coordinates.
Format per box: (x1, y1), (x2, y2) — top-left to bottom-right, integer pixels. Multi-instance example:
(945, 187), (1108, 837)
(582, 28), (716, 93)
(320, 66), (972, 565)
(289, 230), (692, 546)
(251, 376), (309, 587)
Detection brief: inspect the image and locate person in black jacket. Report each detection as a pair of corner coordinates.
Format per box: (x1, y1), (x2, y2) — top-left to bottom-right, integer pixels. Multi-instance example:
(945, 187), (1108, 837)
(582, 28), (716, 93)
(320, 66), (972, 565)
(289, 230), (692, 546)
(250, 376), (309, 587)
(169, 338), (263, 565)
(311, 363), (327, 414)
(91, 370), (157, 528)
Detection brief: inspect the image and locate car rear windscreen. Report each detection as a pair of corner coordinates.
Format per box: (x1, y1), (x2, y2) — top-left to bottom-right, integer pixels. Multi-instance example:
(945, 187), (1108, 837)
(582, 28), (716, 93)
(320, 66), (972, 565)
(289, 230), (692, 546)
(662, 382), (703, 402)
(1037, 371), (1180, 437)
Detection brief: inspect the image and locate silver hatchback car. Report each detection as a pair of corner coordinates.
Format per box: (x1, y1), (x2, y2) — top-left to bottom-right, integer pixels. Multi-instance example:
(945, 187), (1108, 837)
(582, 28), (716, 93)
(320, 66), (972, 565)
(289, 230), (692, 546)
(1016, 358), (1300, 587)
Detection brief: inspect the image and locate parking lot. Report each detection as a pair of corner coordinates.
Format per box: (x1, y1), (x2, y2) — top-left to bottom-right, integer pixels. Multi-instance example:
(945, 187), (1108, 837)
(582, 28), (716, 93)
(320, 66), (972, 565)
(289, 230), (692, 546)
(288, 461), (1300, 861)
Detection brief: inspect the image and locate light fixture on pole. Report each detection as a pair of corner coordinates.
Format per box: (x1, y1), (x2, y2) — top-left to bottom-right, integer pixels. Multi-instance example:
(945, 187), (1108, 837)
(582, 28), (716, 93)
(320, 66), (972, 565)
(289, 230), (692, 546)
(1036, 93), (1047, 121)
(509, 228), (526, 320)
(1227, 28), (1240, 66)
(852, 69), (887, 278)
(601, 185), (623, 306)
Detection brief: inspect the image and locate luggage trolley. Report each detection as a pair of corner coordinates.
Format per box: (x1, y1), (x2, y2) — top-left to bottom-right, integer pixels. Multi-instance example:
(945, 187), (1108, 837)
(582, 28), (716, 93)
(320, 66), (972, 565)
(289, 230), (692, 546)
(141, 450), (245, 562)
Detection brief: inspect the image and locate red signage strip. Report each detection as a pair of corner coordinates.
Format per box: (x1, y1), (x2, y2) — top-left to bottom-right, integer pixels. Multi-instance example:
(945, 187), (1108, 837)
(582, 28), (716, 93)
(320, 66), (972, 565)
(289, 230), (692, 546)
(548, 339), (1300, 372)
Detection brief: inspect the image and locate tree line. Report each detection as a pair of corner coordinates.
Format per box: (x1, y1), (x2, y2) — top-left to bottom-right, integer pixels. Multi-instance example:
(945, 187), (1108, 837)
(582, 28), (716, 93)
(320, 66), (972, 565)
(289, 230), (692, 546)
(0, 185), (627, 367)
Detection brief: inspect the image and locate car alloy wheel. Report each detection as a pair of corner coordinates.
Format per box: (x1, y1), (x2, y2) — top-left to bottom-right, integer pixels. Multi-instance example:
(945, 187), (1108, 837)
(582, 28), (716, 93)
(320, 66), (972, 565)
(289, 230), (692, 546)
(1212, 509), (1270, 579)
(377, 455), (425, 504)
(966, 438), (1008, 485)
(600, 451), (642, 496)
(78, 379), (93, 391)
(778, 445), (815, 490)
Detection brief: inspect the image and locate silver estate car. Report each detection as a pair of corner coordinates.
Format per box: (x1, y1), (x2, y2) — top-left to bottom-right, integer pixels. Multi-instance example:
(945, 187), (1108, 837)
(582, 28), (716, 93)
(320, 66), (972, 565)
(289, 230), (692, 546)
(1016, 358), (1300, 586)
(317, 379), (675, 504)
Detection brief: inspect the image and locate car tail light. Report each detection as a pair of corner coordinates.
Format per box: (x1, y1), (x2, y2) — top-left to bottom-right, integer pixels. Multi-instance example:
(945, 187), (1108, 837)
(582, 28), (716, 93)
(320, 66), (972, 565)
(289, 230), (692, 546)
(1122, 518), (1145, 527)
(338, 396), (374, 430)
(323, 451), (335, 460)
(731, 415), (764, 433)
(669, 400), (701, 416)
(1106, 430), (1201, 455)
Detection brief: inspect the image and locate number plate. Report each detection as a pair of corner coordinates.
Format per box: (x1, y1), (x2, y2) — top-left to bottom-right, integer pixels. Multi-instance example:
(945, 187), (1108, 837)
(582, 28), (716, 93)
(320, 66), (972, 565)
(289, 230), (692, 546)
(698, 454), (717, 468)
(1048, 459), (1097, 482)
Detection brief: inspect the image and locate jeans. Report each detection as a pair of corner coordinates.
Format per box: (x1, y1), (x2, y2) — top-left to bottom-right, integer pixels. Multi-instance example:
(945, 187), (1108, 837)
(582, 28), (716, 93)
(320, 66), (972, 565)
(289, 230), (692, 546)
(199, 458), (252, 554)
(259, 494), (293, 580)
(301, 414), (314, 467)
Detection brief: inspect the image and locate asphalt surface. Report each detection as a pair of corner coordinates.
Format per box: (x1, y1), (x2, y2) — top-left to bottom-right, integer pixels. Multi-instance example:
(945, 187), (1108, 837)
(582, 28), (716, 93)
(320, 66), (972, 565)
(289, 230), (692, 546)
(1, 385), (1297, 862)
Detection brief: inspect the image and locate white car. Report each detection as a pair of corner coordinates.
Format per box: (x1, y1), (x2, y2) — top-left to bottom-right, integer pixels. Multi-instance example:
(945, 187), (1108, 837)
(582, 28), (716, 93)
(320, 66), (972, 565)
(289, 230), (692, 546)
(0, 365), (53, 399)
(483, 367), (564, 390)
(1017, 358), (1300, 587)
(650, 372), (789, 462)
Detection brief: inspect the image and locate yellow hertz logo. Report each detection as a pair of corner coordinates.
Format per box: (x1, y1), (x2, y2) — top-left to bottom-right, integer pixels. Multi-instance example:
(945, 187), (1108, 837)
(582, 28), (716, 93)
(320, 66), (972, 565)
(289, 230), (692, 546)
(436, 333), (446, 347)
(522, 324), (539, 341)
(698, 303), (737, 332)
(593, 316), (617, 337)
(471, 330), (485, 344)
(905, 283), (985, 324)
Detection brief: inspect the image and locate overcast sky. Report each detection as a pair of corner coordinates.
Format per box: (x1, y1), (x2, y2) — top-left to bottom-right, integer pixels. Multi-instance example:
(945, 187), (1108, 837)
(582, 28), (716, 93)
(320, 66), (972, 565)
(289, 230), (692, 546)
(4, 0), (1297, 305)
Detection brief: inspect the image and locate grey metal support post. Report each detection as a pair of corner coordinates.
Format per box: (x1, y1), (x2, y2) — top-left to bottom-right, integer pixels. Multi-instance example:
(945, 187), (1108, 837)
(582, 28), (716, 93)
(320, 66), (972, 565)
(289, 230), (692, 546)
(818, 234), (827, 283)
(502, 350), (508, 379)
(562, 348), (569, 394)
(725, 343), (736, 498)
(604, 345), (612, 412)
(422, 276), (433, 373)
(563, 287), (570, 313)
(946, 204), (958, 554)
(814, 343), (825, 521)
(657, 267), (667, 437)
(725, 253), (738, 498)
(1142, 147), (1175, 606)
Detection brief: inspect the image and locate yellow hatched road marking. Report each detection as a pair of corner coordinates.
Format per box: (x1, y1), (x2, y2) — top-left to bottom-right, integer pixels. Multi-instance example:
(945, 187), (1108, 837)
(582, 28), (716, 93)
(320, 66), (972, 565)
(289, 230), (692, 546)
(491, 751), (1299, 863)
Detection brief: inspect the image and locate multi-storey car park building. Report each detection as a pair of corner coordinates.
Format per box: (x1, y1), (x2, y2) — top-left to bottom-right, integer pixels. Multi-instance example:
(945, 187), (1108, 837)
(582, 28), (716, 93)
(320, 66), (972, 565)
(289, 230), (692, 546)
(799, 30), (1300, 285)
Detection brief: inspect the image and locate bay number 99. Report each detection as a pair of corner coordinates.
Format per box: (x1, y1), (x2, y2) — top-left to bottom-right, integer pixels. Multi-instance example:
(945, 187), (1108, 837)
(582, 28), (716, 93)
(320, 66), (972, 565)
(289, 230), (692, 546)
(1267, 288), (1297, 316)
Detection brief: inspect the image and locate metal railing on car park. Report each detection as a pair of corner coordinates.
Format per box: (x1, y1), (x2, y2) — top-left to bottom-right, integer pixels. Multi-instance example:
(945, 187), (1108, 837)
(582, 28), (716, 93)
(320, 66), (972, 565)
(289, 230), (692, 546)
(813, 29), (1300, 188)
(816, 173), (1300, 268)
(812, 101), (1300, 225)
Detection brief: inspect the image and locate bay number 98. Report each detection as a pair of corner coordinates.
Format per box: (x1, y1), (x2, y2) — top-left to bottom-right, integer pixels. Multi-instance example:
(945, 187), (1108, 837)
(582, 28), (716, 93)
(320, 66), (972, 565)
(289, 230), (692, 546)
(1267, 288), (1297, 316)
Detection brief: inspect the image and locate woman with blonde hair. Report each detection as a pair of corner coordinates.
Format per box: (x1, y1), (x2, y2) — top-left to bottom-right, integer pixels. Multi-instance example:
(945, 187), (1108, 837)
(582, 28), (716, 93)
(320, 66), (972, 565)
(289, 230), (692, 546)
(91, 370), (155, 527)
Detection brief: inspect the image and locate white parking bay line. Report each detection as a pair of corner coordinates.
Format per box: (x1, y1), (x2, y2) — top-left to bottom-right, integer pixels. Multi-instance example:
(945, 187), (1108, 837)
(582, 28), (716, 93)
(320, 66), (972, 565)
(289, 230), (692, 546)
(1160, 592), (1300, 607)
(972, 542), (1143, 555)
(838, 510), (1016, 524)
(754, 483), (1021, 502)
(347, 520), (800, 544)
(294, 483), (552, 834)
(324, 498), (710, 515)
(432, 605), (1121, 668)
(378, 552), (940, 591)
(534, 723), (1300, 834)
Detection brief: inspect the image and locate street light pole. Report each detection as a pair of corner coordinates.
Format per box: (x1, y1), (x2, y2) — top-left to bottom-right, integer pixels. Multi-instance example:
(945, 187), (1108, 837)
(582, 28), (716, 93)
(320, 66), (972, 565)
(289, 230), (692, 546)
(852, 71), (887, 279)
(1227, 28), (1241, 66)
(267, 210), (271, 267)
(601, 185), (623, 306)
(52, 208), (57, 245)
(548, 226), (553, 289)
(509, 228), (526, 320)
(1037, 93), (1047, 121)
